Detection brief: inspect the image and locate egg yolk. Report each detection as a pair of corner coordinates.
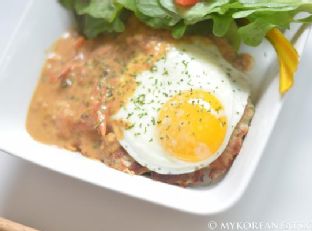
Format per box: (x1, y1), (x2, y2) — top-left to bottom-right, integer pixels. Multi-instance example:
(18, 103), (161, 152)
(157, 90), (227, 163)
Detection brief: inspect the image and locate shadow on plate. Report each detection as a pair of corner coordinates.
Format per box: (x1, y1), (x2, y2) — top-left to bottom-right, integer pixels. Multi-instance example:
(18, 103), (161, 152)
(1, 158), (209, 231)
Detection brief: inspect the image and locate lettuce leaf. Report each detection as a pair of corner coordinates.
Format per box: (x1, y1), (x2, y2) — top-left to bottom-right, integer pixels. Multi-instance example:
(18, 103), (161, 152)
(59, 0), (312, 47)
(74, 0), (122, 22)
(59, 0), (75, 9)
(81, 15), (125, 38)
(59, 0), (125, 37)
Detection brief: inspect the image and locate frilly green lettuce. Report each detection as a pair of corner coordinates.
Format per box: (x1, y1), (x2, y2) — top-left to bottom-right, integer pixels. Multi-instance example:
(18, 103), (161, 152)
(59, 0), (312, 47)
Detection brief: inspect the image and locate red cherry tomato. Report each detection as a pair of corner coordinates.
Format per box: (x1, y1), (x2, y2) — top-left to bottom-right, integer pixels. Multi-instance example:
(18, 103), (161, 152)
(175, 0), (198, 7)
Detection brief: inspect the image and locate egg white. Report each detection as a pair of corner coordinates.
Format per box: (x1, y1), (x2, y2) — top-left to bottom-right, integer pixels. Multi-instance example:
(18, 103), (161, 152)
(113, 39), (250, 174)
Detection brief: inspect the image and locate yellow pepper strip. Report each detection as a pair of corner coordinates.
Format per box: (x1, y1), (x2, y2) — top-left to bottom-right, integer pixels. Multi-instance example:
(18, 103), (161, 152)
(266, 28), (299, 95)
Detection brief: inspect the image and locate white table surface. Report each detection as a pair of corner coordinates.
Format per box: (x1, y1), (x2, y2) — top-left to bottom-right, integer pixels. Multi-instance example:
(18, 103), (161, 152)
(1, 2), (312, 231)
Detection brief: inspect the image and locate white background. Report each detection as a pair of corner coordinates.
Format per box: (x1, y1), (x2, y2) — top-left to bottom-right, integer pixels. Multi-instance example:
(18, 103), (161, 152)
(0, 2), (311, 231)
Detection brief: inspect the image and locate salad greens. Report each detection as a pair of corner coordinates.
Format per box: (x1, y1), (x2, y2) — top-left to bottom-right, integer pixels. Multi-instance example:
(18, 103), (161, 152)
(59, 0), (312, 94)
(60, 0), (312, 46)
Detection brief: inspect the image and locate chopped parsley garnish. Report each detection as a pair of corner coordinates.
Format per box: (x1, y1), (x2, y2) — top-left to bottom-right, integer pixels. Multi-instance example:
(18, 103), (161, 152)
(134, 94), (145, 105)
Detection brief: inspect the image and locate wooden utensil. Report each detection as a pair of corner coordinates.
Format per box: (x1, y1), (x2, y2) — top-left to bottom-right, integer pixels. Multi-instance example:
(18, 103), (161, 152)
(0, 217), (39, 231)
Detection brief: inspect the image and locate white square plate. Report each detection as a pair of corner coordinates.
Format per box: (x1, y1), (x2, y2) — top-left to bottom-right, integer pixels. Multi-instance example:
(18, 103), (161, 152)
(0, 0), (310, 215)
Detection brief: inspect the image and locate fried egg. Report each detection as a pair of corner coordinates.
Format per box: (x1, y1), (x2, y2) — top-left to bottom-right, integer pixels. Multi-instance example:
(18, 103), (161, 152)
(113, 39), (250, 174)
